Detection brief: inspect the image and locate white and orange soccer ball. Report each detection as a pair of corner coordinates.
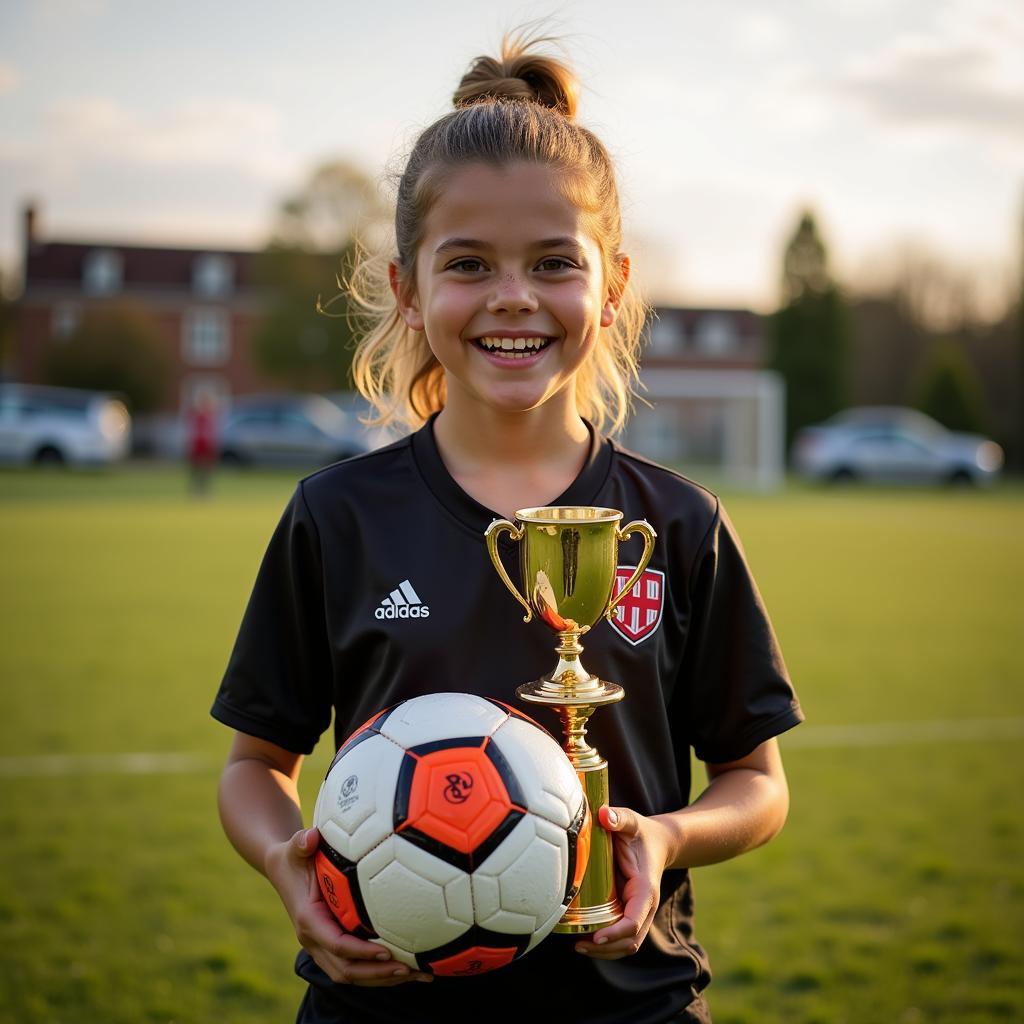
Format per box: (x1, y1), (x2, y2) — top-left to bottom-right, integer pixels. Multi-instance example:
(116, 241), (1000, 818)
(313, 692), (591, 977)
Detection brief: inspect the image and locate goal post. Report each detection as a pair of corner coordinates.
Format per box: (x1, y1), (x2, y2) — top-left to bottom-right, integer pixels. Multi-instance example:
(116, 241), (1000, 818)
(622, 368), (786, 491)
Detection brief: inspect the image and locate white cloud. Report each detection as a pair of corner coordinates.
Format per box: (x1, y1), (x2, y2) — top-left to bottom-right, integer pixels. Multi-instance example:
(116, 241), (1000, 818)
(821, 3), (1024, 153)
(41, 95), (296, 183)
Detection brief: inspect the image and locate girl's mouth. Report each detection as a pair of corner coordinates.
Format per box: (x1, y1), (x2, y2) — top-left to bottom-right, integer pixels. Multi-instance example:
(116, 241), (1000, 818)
(472, 336), (554, 360)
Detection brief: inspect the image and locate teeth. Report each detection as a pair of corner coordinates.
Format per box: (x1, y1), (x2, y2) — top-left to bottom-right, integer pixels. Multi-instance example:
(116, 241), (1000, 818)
(478, 336), (550, 355)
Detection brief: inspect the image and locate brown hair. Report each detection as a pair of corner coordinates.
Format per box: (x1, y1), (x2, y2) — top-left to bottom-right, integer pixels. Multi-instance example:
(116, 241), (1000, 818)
(349, 30), (646, 434)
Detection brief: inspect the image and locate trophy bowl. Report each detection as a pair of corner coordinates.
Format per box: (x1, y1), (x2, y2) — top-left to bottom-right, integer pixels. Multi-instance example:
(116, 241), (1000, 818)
(485, 506), (656, 702)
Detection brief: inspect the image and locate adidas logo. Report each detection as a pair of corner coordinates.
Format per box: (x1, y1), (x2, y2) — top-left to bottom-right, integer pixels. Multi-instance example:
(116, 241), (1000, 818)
(375, 580), (430, 620)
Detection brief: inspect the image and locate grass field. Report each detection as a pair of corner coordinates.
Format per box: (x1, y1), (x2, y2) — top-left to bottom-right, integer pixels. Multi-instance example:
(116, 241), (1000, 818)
(0, 465), (1021, 1024)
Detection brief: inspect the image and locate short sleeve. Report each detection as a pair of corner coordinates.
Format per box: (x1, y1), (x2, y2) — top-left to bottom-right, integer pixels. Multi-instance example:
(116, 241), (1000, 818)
(679, 500), (803, 763)
(211, 482), (333, 754)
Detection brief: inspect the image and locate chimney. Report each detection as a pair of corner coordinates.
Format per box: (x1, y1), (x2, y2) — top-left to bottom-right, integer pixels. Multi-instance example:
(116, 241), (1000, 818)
(23, 201), (38, 249)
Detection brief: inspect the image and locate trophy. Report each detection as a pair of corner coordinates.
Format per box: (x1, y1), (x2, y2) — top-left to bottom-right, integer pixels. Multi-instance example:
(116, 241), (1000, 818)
(485, 507), (656, 933)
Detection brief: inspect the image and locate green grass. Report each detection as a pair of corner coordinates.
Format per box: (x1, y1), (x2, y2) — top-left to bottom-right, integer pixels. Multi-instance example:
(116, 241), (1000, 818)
(0, 466), (1021, 1023)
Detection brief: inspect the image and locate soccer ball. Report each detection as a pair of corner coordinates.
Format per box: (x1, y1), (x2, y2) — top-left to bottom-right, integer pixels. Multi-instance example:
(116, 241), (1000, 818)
(313, 691), (590, 977)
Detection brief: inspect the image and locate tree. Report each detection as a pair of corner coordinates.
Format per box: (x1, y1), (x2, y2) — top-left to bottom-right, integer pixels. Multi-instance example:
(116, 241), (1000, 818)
(768, 211), (849, 447)
(42, 303), (171, 413)
(253, 160), (387, 391)
(253, 241), (360, 392)
(915, 339), (988, 434)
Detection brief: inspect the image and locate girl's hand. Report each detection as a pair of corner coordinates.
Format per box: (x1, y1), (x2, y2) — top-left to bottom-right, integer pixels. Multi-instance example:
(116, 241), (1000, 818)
(574, 806), (672, 960)
(264, 827), (434, 986)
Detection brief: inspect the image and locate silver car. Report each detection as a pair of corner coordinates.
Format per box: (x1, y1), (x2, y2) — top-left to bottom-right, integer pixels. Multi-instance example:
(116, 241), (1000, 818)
(219, 393), (370, 467)
(792, 407), (1004, 485)
(0, 383), (131, 466)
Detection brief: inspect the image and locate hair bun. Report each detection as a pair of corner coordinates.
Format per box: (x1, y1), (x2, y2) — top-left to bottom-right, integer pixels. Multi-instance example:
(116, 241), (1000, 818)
(454, 31), (579, 120)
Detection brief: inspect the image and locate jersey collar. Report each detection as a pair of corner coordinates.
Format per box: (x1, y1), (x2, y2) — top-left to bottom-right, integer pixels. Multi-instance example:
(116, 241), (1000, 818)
(410, 413), (613, 537)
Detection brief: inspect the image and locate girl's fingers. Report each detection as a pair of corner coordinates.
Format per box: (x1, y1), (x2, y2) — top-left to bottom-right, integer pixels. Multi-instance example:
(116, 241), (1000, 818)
(576, 914), (642, 957)
(315, 950), (434, 986)
(332, 934), (399, 961)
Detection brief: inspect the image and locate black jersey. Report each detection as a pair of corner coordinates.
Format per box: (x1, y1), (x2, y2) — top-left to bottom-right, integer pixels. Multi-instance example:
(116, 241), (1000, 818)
(212, 416), (803, 1024)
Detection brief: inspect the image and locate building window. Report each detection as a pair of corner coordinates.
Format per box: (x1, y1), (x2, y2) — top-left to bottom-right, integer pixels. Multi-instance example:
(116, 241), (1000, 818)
(83, 249), (123, 295)
(650, 316), (683, 356)
(192, 254), (233, 297)
(183, 308), (230, 366)
(52, 304), (81, 339)
(694, 314), (738, 356)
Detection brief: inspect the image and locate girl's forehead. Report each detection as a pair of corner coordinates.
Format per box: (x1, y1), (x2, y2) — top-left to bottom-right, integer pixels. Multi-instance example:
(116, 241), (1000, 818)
(421, 161), (590, 245)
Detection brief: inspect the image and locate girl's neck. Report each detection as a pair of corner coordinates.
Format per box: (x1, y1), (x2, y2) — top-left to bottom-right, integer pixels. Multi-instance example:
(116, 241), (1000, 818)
(432, 398), (590, 518)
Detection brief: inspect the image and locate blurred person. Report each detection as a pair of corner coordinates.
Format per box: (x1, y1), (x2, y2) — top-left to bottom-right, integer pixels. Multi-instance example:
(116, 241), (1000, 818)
(186, 393), (218, 496)
(212, 32), (802, 1024)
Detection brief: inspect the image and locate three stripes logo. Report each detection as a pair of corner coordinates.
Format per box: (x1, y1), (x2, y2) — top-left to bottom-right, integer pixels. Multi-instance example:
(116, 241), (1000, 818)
(375, 580), (430, 620)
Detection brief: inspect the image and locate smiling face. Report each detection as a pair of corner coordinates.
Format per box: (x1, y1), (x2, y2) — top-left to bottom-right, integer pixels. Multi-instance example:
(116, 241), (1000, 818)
(391, 161), (623, 421)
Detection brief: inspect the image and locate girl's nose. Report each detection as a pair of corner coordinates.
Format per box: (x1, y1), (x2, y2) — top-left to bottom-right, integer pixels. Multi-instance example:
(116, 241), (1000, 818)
(486, 273), (538, 314)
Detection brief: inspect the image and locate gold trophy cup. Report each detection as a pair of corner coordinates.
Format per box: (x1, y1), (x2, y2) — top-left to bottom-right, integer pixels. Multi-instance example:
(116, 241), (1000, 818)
(485, 507), (656, 933)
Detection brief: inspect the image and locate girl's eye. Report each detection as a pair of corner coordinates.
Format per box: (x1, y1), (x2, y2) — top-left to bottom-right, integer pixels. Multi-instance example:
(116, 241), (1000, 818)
(536, 257), (575, 272)
(449, 258), (487, 273)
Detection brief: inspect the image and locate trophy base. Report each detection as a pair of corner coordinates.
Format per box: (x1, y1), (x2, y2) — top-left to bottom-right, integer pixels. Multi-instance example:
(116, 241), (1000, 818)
(554, 896), (624, 934)
(517, 675), (624, 709)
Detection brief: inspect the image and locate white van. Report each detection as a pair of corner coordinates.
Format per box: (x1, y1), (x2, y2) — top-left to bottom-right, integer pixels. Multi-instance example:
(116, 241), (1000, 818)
(0, 384), (132, 466)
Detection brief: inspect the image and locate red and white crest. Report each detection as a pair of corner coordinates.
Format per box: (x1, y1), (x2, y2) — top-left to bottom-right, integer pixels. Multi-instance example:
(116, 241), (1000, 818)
(609, 567), (665, 645)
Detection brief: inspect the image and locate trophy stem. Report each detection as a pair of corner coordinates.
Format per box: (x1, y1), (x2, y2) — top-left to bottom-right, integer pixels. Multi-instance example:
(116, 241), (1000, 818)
(518, 666), (625, 934)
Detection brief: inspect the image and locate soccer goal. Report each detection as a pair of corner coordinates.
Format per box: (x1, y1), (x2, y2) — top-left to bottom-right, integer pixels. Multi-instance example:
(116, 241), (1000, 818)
(622, 368), (786, 491)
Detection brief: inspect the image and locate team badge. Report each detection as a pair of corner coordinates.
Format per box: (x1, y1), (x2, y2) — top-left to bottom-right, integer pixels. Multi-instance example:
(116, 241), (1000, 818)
(609, 566), (665, 644)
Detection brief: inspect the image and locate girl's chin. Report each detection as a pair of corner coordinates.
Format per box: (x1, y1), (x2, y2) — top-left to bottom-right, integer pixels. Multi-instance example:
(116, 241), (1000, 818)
(468, 381), (575, 417)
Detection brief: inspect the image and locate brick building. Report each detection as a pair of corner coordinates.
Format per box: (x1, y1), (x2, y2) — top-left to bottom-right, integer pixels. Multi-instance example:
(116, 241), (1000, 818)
(13, 203), (275, 415)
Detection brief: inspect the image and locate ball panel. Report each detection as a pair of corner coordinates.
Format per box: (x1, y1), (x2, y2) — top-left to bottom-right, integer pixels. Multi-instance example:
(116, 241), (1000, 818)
(314, 733), (405, 861)
(566, 794), (591, 904)
(491, 718), (582, 828)
(371, 937), (417, 970)
(482, 697), (550, 735)
(402, 744), (513, 854)
(415, 926), (531, 977)
(315, 845), (375, 939)
(378, 692), (507, 747)
(359, 836), (473, 953)
(428, 944), (519, 978)
(473, 816), (567, 933)
(334, 703), (399, 761)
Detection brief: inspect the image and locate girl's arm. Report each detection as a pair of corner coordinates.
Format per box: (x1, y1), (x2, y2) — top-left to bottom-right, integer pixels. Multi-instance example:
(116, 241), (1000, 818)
(217, 731), (433, 985)
(574, 737), (789, 960)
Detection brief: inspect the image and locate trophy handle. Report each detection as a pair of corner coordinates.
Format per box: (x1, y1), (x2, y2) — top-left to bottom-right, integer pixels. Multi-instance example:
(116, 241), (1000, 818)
(607, 519), (658, 621)
(485, 519), (534, 623)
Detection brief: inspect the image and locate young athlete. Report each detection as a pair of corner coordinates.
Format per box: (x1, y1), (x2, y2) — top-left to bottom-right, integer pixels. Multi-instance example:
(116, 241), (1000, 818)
(213, 34), (803, 1024)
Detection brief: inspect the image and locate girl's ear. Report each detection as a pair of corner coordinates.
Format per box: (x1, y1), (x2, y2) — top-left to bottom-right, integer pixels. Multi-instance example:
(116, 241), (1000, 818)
(389, 260), (424, 332)
(600, 254), (630, 328)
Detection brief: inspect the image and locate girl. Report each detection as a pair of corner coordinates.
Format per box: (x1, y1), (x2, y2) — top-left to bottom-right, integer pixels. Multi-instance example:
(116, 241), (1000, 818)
(213, 34), (802, 1024)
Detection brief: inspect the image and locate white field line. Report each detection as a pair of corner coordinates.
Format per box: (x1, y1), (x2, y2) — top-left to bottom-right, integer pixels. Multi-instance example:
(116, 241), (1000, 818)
(0, 717), (1022, 777)
(783, 716), (1024, 749)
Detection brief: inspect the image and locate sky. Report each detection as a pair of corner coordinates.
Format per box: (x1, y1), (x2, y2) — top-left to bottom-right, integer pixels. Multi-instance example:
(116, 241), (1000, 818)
(0, 0), (1021, 313)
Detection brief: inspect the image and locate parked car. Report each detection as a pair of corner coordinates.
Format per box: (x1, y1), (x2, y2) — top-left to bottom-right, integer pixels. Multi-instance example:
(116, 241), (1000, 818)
(0, 383), (131, 466)
(792, 406), (1004, 486)
(218, 393), (370, 467)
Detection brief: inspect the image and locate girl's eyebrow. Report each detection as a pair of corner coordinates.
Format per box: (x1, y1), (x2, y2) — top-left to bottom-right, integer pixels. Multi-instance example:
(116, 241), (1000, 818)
(434, 236), (584, 254)
(434, 237), (490, 254)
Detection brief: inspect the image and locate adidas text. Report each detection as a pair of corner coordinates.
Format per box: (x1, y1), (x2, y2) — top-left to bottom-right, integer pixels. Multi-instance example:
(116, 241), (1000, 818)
(375, 604), (430, 619)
